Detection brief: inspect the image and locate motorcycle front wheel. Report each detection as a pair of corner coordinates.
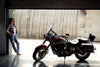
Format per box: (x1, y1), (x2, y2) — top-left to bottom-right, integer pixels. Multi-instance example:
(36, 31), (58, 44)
(33, 47), (48, 61)
(75, 52), (90, 60)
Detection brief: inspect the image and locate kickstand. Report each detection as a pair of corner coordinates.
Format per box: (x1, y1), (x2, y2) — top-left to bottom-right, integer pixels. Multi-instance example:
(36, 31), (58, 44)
(64, 57), (66, 64)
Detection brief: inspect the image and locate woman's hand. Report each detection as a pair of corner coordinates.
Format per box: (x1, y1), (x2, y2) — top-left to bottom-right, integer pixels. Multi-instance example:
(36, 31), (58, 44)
(9, 33), (13, 36)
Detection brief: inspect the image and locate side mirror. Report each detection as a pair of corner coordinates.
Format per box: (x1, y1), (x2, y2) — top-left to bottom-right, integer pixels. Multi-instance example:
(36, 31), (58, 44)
(66, 33), (70, 36)
(43, 34), (46, 38)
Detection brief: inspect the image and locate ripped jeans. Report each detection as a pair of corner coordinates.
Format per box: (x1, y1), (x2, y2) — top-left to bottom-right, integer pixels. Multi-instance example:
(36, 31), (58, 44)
(9, 35), (19, 53)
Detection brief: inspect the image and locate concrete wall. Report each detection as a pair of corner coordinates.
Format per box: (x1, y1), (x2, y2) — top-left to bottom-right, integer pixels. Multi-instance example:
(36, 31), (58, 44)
(77, 10), (100, 41)
(85, 10), (100, 41)
(12, 10), (87, 39)
(13, 10), (79, 39)
(0, 0), (6, 55)
(77, 10), (86, 38)
(12, 10), (100, 41)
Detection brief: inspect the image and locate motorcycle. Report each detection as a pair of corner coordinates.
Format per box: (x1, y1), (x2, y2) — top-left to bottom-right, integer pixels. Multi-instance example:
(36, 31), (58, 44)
(33, 25), (96, 61)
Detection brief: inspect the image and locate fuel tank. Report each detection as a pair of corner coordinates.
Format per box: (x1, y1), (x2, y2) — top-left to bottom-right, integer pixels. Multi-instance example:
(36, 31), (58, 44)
(55, 37), (68, 44)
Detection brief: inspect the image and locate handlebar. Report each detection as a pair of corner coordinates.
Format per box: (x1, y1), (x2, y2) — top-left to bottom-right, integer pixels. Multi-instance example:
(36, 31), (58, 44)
(46, 25), (70, 39)
(50, 29), (57, 35)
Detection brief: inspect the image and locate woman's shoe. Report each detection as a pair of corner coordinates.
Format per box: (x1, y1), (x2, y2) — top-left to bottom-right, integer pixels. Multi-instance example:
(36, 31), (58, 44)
(16, 52), (21, 55)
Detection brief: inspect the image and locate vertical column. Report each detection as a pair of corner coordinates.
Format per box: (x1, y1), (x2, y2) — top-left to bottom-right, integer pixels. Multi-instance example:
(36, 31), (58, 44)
(0, 0), (6, 55)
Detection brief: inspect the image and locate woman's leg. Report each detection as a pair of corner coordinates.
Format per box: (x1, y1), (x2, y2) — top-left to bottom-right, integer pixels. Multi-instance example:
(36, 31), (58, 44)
(14, 36), (20, 52)
(9, 35), (18, 53)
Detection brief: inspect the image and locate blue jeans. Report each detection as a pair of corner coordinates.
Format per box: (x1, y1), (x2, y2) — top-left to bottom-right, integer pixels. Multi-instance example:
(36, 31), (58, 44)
(9, 35), (19, 53)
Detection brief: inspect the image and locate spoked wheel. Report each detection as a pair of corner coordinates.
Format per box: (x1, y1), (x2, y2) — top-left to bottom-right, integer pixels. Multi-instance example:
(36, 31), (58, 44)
(75, 52), (90, 60)
(33, 47), (48, 61)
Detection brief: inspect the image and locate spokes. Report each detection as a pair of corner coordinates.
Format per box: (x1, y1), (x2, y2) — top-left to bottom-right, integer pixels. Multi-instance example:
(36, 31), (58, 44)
(78, 53), (88, 57)
(36, 49), (46, 60)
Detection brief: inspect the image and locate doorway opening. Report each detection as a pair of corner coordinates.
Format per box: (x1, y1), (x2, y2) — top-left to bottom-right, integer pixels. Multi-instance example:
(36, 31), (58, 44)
(8, 9), (100, 57)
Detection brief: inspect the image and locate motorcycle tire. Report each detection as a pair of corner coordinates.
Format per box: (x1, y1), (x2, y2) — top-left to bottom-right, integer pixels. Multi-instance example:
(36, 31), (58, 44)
(33, 47), (48, 61)
(75, 52), (90, 60)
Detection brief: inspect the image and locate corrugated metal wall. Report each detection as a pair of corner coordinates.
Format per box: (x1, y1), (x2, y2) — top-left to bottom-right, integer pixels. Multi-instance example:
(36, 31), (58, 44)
(13, 10), (78, 39)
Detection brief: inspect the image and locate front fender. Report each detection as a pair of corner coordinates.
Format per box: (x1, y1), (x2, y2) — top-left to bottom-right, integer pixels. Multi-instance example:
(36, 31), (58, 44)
(35, 44), (47, 51)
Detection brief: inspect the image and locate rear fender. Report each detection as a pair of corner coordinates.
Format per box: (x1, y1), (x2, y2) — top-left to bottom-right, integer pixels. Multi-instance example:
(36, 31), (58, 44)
(35, 45), (47, 51)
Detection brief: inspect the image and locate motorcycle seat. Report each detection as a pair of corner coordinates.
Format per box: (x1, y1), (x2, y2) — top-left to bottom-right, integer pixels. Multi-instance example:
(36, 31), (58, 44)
(78, 39), (88, 43)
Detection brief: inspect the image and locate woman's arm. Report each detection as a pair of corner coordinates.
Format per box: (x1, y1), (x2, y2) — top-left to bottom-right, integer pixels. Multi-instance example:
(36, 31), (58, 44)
(7, 27), (13, 36)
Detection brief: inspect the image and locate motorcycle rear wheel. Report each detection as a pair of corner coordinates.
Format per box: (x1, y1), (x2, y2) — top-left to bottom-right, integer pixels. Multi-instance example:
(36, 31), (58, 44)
(33, 47), (48, 61)
(75, 52), (90, 60)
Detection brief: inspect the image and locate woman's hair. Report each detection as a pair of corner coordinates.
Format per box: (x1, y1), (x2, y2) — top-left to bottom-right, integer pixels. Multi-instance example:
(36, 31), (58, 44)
(9, 18), (14, 25)
(9, 18), (16, 28)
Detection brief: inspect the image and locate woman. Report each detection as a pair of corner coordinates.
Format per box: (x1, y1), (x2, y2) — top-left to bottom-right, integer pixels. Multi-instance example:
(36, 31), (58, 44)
(7, 18), (21, 55)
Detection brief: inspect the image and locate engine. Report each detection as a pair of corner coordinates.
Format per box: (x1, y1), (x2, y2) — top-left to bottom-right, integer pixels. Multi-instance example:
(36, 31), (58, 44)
(51, 37), (72, 57)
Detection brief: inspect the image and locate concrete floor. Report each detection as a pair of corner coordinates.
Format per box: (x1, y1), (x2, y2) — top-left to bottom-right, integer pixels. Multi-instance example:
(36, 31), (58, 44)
(0, 39), (100, 67)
